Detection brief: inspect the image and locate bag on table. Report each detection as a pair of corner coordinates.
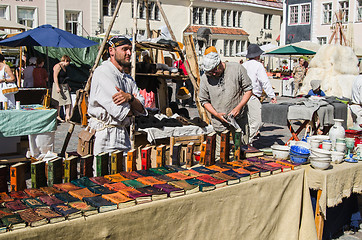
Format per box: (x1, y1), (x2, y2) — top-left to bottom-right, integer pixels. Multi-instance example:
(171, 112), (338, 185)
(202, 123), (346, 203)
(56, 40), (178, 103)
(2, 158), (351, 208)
(2, 82), (19, 96)
(77, 126), (95, 156)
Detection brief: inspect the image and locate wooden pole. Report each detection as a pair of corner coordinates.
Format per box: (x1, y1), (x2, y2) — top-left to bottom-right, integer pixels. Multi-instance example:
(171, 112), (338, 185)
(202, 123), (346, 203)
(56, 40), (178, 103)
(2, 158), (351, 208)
(84, 0), (123, 93)
(145, 0), (151, 39)
(155, 0), (209, 123)
(129, 0), (138, 149)
(18, 46), (22, 87)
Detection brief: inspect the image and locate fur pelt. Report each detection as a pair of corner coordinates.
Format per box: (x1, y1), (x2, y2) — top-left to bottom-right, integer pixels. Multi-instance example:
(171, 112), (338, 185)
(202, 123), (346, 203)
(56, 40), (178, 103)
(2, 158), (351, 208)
(300, 44), (359, 98)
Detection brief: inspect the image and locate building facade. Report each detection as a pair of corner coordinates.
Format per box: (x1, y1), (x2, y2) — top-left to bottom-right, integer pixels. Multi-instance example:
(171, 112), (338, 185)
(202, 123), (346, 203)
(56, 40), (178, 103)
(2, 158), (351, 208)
(283, 0), (313, 44)
(282, 0), (362, 54)
(311, 0), (362, 49)
(0, 0), (282, 61)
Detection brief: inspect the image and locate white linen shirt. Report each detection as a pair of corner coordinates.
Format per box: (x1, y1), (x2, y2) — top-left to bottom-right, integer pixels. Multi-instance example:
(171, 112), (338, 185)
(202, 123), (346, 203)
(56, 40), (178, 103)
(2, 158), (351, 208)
(350, 75), (362, 119)
(242, 60), (275, 99)
(88, 59), (146, 155)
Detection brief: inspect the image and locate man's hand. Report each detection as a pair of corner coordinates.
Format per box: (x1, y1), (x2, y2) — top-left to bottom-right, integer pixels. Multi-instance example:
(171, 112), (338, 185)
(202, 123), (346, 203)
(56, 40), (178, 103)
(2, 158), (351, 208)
(228, 105), (242, 118)
(271, 97), (277, 104)
(216, 112), (228, 123)
(113, 86), (131, 105)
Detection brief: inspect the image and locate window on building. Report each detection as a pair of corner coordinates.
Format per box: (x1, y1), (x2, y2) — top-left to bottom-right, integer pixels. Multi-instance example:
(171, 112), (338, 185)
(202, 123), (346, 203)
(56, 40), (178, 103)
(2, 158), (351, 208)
(206, 9), (212, 25)
(317, 37), (327, 45)
(212, 39), (217, 46)
(358, 1), (362, 22)
(211, 9), (216, 25)
(65, 11), (81, 35)
(221, 10), (226, 26)
(0, 7), (6, 19)
(322, 3), (332, 24)
(193, 7), (204, 25)
(301, 3), (311, 24)
(153, 3), (160, 20)
(289, 5), (299, 24)
(238, 11), (242, 27)
(226, 10), (231, 27)
(224, 40), (229, 57)
(103, 0), (117, 16)
(264, 14), (272, 29)
(339, 1), (349, 23)
(17, 8), (35, 28)
(233, 11), (238, 27)
(241, 40), (246, 52)
(229, 40), (234, 57)
(236, 40), (240, 54)
(139, 1), (145, 19)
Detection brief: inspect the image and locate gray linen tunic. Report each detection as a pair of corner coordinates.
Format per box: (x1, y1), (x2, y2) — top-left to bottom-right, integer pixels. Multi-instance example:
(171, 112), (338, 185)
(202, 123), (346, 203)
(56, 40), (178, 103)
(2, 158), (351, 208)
(199, 62), (252, 132)
(88, 60), (146, 160)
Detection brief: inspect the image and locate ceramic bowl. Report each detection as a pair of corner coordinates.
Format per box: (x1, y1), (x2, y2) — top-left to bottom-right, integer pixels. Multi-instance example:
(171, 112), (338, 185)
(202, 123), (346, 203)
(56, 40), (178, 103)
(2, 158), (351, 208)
(331, 151), (344, 164)
(335, 142), (346, 153)
(290, 154), (309, 164)
(310, 148), (332, 158)
(294, 141), (311, 149)
(311, 139), (321, 149)
(309, 157), (331, 162)
(311, 135), (330, 141)
(322, 141), (332, 151)
(290, 145), (310, 156)
(310, 159), (331, 170)
(271, 145), (290, 159)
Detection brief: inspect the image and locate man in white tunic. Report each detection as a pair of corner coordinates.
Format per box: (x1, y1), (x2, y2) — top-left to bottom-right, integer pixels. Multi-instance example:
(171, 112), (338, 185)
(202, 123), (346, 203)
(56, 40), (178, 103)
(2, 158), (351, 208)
(242, 44), (276, 143)
(88, 36), (146, 170)
(350, 73), (362, 128)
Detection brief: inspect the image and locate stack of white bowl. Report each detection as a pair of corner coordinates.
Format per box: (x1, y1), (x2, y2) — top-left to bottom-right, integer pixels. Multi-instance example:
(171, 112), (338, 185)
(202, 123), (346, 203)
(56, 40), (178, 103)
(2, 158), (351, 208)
(271, 145), (290, 160)
(309, 148), (332, 170)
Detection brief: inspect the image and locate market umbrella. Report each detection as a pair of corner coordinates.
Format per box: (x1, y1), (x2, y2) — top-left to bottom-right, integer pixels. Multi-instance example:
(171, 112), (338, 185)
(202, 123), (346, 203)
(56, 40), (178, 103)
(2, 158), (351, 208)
(0, 24), (98, 48)
(0, 24), (99, 81)
(266, 45), (316, 72)
(267, 45), (316, 55)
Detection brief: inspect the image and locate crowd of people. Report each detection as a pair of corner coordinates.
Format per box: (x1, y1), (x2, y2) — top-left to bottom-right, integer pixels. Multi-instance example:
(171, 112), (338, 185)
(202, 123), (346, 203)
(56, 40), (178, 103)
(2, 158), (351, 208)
(3, 35), (362, 169)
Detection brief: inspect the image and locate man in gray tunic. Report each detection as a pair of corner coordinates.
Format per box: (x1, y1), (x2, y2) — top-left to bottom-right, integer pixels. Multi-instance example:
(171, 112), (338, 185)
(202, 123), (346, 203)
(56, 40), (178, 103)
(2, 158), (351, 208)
(199, 51), (252, 151)
(88, 36), (146, 170)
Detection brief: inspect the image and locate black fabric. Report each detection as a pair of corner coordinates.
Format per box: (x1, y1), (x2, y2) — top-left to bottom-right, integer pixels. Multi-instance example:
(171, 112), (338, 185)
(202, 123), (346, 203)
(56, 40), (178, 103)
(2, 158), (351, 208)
(156, 39), (178, 47)
(58, 67), (69, 84)
(135, 62), (159, 93)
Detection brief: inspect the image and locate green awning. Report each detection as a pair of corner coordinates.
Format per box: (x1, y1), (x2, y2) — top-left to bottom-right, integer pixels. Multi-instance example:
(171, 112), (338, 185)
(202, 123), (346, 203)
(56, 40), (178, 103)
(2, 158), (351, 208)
(267, 45), (316, 55)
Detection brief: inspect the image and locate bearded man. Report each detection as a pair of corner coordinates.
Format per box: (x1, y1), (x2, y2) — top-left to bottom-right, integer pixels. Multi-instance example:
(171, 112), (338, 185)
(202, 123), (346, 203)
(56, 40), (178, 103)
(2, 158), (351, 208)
(88, 36), (146, 169)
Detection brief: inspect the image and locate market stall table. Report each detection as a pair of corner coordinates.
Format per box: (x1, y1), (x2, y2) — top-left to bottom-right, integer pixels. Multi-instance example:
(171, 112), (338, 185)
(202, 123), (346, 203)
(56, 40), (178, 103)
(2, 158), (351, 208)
(303, 162), (362, 239)
(0, 105), (57, 155)
(262, 97), (347, 143)
(0, 169), (317, 240)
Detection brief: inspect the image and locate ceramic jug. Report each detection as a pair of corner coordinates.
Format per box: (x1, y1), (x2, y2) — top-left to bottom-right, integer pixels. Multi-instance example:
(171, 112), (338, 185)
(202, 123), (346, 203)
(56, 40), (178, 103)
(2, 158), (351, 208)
(329, 119), (345, 149)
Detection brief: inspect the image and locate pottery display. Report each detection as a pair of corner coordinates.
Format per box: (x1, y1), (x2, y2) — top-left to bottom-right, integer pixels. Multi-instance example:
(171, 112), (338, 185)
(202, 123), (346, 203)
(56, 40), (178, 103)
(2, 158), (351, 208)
(329, 119), (345, 149)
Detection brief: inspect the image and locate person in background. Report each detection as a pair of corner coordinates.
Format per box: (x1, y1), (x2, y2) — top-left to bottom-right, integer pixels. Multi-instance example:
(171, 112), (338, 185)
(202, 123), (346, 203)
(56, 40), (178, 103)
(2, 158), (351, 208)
(23, 57), (36, 87)
(292, 57), (306, 96)
(52, 55), (72, 122)
(88, 36), (146, 171)
(350, 63), (362, 128)
(199, 51), (252, 156)
(15, 60), (25, 86)
(242, 44), (277, 143)
(32, 57), (48, 88)
(307, 80), (325, 97)
(0, 54), (17, 108)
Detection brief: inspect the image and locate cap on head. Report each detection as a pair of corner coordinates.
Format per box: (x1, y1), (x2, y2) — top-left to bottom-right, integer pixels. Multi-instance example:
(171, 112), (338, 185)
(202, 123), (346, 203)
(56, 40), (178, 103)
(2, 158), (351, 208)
(310, 80), (322, 91)
(29, 57), (37, 65)
(202, 52), (221, 72)
(204, 46), (217, 55)
(108, 36), (132, 48)
(246, 44), (264, 59)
